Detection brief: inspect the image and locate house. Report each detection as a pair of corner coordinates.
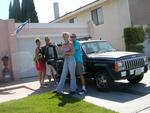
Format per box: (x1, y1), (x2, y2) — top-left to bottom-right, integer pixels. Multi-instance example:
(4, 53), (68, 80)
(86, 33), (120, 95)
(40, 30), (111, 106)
(1, 0), (150, 80)
(51, 0), (150, 50)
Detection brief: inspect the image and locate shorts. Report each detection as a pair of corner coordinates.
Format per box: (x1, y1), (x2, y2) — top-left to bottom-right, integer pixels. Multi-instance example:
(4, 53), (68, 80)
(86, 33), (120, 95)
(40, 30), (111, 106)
(76, 62), (85, 75)
(46, 64), (57, 77)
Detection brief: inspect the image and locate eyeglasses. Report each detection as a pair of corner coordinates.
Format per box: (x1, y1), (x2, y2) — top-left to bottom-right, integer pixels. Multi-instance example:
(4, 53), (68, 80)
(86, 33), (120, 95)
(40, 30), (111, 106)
(71, 36), (76, 38)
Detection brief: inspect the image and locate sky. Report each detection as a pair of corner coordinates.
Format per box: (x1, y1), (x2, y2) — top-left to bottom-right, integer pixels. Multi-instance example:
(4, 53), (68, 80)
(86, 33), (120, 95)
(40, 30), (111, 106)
(0, 0), (95, 23)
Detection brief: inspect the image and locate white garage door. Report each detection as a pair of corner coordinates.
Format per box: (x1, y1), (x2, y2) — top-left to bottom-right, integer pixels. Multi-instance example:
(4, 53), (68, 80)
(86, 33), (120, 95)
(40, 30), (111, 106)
(17, 38), (38, 78)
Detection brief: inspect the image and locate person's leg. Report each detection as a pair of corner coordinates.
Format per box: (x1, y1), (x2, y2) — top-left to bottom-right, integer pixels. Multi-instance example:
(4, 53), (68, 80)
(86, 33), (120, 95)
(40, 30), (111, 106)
(46, 64), (52, 85)
(55, 59), (68, 92)
(41, 69), (45, 86)
(76, 62), (87, 94)
(47, 75), (51, 85)
(38, 71), (42, 87)
(42, 63), (46, 85)
(80, 75), (86, 90)
(50, 65), (57, 85)
(79, 75), (87, 94)
(68, 56), (77, 92)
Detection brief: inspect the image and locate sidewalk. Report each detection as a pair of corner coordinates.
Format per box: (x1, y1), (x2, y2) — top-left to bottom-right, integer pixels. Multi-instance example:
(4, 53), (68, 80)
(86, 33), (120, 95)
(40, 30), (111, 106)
(0, 77), (54, 103)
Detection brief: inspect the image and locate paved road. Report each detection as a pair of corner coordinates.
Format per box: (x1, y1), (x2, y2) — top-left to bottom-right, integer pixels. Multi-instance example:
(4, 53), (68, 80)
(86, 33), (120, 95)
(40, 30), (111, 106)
(0, 71), (149, 113)
(74, 71), (150, 113)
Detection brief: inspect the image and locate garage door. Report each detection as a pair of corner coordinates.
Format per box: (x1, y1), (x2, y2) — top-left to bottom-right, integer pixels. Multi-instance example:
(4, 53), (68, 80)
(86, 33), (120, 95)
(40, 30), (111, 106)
(17, 38), (37, 78)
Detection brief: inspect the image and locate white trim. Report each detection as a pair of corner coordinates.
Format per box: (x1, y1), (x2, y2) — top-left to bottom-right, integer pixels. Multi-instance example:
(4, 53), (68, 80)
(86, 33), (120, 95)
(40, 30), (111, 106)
(15, 23), (88, 29)
(52, 0), (107, 23)
(16, 33), (89, 39)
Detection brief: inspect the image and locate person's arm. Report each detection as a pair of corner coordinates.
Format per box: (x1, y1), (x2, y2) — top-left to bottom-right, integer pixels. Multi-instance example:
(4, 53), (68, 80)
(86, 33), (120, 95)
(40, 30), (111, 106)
(64, 43), (74, 55)
(41, 46), (45, 56)
(75, 41), (81, 51)
(35, 48), (39, 55)
(34, 48), (39, 63)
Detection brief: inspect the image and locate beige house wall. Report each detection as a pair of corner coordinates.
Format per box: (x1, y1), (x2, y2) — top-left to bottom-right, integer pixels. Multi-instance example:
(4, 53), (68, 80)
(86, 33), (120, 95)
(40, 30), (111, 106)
(0, 20), (10, 79)
(0, 19), (19, 80)
(93, 0), (131, 50)
(53, 0), (131, 50)
(128, 0), (150, 25)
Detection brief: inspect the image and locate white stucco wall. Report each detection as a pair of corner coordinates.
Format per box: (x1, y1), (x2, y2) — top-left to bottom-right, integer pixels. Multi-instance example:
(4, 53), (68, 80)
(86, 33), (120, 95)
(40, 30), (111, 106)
(16, 23), (89, 78)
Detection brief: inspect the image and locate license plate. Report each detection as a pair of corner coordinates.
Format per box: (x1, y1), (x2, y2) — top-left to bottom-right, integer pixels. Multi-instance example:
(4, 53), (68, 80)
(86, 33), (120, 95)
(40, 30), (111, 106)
(135, 67), (144, 75)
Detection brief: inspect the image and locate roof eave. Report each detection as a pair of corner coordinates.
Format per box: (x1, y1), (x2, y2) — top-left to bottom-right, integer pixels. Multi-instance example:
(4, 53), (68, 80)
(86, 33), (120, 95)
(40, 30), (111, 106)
(50, 0), (107, 23)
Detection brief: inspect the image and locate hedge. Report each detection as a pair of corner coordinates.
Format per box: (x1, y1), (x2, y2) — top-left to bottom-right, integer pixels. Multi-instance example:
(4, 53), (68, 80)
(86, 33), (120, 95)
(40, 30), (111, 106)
(124, 27), (144, 53)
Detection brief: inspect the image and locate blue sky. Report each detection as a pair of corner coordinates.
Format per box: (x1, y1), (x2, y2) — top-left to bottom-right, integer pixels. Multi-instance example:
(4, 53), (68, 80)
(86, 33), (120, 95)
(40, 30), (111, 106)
(0, 0), (95, 23)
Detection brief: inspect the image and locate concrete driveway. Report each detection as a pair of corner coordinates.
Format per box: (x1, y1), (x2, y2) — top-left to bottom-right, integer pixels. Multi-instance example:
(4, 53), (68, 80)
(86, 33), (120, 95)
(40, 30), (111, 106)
(0, 71), (149, 113)
(0, 78), (55, 103)
(75, 71), (150, 113)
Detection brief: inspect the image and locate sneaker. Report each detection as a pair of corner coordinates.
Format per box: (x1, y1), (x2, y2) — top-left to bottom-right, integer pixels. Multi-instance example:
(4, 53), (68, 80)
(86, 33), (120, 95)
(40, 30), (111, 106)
(78, 89), (87, 95)
(53, 90), (63, 95)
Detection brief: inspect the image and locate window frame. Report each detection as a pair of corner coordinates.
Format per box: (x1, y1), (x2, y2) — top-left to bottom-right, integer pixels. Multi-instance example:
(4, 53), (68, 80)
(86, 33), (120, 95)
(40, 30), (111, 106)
(91, 7), (104, 25)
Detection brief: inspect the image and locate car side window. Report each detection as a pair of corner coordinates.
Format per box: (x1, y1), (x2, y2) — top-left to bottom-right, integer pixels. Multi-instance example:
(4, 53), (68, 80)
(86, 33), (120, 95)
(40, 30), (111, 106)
(83, 43), (98, 54)
(48, 47), (55, 58)
(56, 46), (64, 59)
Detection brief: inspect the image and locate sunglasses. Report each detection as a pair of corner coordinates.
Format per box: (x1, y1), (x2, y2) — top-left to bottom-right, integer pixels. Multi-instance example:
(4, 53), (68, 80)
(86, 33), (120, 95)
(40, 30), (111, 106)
(71, 36), (76, 38)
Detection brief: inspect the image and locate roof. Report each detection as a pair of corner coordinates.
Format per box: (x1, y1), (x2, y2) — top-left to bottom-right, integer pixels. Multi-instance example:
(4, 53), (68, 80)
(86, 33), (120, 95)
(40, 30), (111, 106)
(50, 0), (107, 23)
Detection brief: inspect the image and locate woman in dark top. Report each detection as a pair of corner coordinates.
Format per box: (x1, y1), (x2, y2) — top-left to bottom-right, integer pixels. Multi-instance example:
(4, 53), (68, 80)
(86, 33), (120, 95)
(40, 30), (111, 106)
(34, 38), (46, 88)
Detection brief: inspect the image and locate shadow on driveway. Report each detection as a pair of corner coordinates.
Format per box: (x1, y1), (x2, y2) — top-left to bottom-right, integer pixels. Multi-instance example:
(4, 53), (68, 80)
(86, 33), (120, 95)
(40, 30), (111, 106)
(77, 79), (150, 103)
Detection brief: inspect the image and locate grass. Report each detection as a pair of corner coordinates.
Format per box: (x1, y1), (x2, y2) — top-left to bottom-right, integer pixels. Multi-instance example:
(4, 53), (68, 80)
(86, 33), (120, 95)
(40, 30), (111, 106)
(0, 92), (117, 113)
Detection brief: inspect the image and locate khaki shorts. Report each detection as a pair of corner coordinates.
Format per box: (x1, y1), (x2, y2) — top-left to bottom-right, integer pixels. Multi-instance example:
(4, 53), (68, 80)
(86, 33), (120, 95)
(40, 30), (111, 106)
(76, 62), (85, 75)
(46, 64), (56, 77)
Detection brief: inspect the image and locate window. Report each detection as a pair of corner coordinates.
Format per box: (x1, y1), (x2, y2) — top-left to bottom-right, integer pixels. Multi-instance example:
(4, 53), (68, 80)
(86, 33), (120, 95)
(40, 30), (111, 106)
(69, 18), (75, 23)
(48, 47), (55, 58)
(56, 46), (64, 59)
(91, 7), (104, 25)
(82, 41), (116, 54)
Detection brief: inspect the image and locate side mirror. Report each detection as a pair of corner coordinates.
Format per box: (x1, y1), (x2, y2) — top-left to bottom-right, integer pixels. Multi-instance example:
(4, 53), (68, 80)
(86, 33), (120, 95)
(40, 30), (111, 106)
(116, 49), (120, 51)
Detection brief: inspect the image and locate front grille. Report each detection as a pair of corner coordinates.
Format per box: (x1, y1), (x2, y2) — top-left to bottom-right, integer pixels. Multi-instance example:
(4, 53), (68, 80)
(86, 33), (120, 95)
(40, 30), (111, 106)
(124, 58), (145, 69)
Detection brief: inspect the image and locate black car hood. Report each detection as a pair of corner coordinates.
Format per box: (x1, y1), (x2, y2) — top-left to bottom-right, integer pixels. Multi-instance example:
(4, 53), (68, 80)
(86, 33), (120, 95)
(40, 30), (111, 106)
(88, 51), (142, 59)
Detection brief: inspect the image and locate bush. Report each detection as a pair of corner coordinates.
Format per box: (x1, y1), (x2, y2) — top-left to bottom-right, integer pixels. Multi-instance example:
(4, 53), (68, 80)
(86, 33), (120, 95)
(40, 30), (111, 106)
(124, 27), (144, 52)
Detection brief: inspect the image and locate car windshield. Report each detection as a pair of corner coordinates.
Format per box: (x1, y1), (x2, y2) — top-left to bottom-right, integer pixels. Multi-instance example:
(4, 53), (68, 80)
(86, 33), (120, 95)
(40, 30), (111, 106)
(81, 41), (116, 54)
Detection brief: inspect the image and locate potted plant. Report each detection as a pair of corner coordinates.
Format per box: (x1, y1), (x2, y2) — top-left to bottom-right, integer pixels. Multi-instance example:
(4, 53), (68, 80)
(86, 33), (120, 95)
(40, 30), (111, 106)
(1, 56), (13, 82)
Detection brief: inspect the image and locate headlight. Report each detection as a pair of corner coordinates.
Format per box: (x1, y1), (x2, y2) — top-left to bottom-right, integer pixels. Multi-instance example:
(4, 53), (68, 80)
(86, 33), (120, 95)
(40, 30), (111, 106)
(114, 61), (125, 72)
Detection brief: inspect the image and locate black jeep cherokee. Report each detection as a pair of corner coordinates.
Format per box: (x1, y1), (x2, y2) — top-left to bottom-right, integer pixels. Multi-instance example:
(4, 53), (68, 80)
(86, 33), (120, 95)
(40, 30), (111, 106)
(47, 40), (150, 91)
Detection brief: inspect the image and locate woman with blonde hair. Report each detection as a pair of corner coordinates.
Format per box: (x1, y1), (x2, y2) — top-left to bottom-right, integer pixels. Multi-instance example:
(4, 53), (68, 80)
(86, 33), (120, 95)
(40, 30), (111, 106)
(55, 32), (77, 95)
(34, 38), (46, 88)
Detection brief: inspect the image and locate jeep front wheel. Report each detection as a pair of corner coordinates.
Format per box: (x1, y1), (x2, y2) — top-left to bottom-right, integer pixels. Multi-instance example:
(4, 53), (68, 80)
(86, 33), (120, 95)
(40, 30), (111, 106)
(127, 74), (144, 83)
(95, 72), (114, 91)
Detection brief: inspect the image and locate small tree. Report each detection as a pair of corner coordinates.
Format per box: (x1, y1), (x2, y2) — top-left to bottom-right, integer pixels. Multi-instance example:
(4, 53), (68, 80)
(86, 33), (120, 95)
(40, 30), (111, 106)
(9, 1), (14, 19)
(21, 0), (38, 22)
(11, 0), (21, 22)
(9, 0), (38, 23)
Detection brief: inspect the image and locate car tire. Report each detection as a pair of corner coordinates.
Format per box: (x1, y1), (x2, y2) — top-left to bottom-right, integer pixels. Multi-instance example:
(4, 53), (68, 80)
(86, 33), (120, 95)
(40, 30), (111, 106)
(127, 74), (144, 83)
(95, 72), (114, 91)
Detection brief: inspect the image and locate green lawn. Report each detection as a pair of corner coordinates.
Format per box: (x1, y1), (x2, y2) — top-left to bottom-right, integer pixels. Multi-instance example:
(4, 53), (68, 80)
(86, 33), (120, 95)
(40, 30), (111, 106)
(0, 92), (117, 113)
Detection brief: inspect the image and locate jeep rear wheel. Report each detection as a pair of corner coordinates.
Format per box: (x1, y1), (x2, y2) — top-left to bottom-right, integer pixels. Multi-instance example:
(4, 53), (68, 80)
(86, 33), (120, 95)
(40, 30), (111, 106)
(127, 74), (144, 83)
(95, 72), (114, 91)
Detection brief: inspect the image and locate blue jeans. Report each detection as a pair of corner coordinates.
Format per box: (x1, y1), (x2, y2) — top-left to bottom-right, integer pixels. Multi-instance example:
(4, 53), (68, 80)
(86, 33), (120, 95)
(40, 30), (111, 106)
(56, 56), (77, 92)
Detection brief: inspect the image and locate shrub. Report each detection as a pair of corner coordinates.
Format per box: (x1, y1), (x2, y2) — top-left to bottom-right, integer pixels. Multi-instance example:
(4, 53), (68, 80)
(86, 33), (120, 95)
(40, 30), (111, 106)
(124, 27), (144, 52)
